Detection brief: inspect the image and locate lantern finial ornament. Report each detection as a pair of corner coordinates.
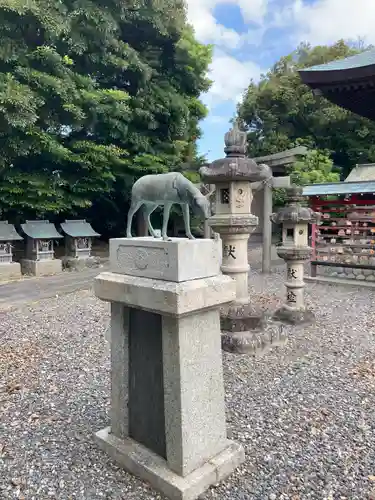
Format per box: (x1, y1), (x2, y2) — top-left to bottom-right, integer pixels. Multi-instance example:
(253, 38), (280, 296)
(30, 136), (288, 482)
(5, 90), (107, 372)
(224, 121), (247, 157)
(287, 185), (304, 202)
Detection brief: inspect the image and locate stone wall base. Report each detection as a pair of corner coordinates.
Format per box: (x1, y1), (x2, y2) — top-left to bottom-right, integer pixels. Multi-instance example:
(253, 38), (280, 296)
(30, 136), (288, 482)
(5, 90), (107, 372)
(0, 262), (22, 282)
(20, 259), (62, 277)
(95, 427), (245, 500)
(315, 265), (375, 282)
(305, 275), (375, 288)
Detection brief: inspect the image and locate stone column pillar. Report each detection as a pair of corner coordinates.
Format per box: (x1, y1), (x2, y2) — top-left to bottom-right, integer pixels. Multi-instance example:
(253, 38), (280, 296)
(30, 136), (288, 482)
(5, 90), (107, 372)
(221, 232), (250, 304)
(285, 260), (305, 309)
(273, 248), (314, 324)
(94, 237), (244, 500)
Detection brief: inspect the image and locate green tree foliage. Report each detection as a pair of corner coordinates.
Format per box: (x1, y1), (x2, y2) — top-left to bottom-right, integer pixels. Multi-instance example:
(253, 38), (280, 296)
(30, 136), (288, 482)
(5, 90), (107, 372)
(0, 0), (130, 219)
(0, 0), (212, 234)
(273, 149), (340, 208)
(291, 149), (339, 185)
(238, 40), (375, 181)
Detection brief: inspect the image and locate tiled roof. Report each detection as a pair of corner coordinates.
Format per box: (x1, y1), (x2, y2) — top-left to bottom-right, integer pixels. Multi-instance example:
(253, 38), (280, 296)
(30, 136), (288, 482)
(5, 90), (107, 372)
(0, 222), (23, 241)
(60, 220), (100, 238)
(300, 49), (375, 73)
(302, 180), (375, 196)
(345, 164), (375, 182)
(21, 220), (63, 239)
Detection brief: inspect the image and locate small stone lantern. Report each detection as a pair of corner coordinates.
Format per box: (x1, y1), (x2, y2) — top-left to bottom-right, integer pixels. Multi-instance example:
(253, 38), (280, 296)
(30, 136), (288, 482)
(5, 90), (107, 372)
(0, 221), (23, 280)
(271, 186), (321, 324)
(60, 219), (100, 270)
(60, 220), (100, 259)
(200, 122), (272, 353)
(20, 220), (63, 276)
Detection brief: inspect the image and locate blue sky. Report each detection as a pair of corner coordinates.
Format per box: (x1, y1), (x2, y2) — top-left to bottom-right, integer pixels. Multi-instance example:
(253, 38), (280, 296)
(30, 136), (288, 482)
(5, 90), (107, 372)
(185, 0), (375, 161)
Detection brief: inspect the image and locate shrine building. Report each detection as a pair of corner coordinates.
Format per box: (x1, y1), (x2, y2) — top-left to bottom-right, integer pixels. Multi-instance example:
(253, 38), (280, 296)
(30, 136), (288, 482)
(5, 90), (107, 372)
(299, 49), (375, 280)
(299, 48), (375, 120)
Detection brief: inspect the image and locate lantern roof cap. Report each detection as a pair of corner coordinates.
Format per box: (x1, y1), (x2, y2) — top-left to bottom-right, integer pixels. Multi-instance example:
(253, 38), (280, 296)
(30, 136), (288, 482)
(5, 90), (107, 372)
(271, 186), (321, 224)
(200, 121), (272, 183)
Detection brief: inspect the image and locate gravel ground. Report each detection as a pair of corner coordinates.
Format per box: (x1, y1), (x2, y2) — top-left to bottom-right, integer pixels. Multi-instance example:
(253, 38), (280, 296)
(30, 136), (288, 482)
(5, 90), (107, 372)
(1, 268), (375, 500)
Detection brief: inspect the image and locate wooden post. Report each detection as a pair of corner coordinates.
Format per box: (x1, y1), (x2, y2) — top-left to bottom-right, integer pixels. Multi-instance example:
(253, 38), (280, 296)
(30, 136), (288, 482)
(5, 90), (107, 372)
(262, 182), (272, 274)
(261, 176), (291, 274)
(204, 220), (211, 239)
(310, 222), (317, 277)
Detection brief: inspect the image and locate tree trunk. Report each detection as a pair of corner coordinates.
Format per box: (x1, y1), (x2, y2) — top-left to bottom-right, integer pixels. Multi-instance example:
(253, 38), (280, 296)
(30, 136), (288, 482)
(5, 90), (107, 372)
(136, 211), (148, 237)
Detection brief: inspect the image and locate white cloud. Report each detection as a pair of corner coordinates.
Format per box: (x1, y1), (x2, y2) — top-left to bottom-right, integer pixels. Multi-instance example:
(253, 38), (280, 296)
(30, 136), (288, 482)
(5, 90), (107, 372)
(184, 1), (266, 113)
(186, 0), (375, 113)
(237, 0), (268, 23)
(186, 0), (268, 48)
(202, 50), (263, 109)
(292, 0), (375, 46)
(187, 4), (242, 49)
(189, 0), (375, 156)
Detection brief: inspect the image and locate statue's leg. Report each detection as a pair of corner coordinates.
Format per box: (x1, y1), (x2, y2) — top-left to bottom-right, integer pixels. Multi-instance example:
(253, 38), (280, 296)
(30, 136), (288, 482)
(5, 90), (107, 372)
(162, 203), (172, 241)
(126, 200), (142, 238)
(144, 203), (158, 237)
(182, 203), (195, 239)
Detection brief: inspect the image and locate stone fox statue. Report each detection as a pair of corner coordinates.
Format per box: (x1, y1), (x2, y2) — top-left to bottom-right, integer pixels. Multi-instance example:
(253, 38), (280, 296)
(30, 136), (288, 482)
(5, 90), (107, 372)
(126, 172), (211, 241)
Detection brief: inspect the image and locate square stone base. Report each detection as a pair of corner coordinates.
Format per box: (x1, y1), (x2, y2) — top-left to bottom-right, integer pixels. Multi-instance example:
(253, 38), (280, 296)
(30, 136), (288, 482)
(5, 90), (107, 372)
(20, 258), (62, 277)
(95, 427), (245, 500)
(0, 262), (22, 282)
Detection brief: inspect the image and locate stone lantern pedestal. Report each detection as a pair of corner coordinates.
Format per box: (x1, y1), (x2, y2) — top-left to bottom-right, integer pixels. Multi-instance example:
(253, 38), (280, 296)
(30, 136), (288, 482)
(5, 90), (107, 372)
(271, 187), (321, 325)
(94, 237), (244, 500)
(200, 123), (275, 354)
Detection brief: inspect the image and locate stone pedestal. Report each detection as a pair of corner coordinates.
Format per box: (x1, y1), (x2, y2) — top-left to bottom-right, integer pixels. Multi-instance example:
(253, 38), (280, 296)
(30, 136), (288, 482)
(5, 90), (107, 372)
(20, 258), (62, 277)
(109, 236), (221, 282)
(0, 262), (22, 281)
(94, 237), (244, 500)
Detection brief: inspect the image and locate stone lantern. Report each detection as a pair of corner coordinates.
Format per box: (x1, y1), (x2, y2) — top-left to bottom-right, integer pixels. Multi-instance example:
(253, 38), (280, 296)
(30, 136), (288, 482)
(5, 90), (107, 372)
(271, 186), (321, 324)
(200, 122), (271, 353)
(60, 219), (100, 270)
(0, 221), (23, 280)
(20, 220), (63, 276)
